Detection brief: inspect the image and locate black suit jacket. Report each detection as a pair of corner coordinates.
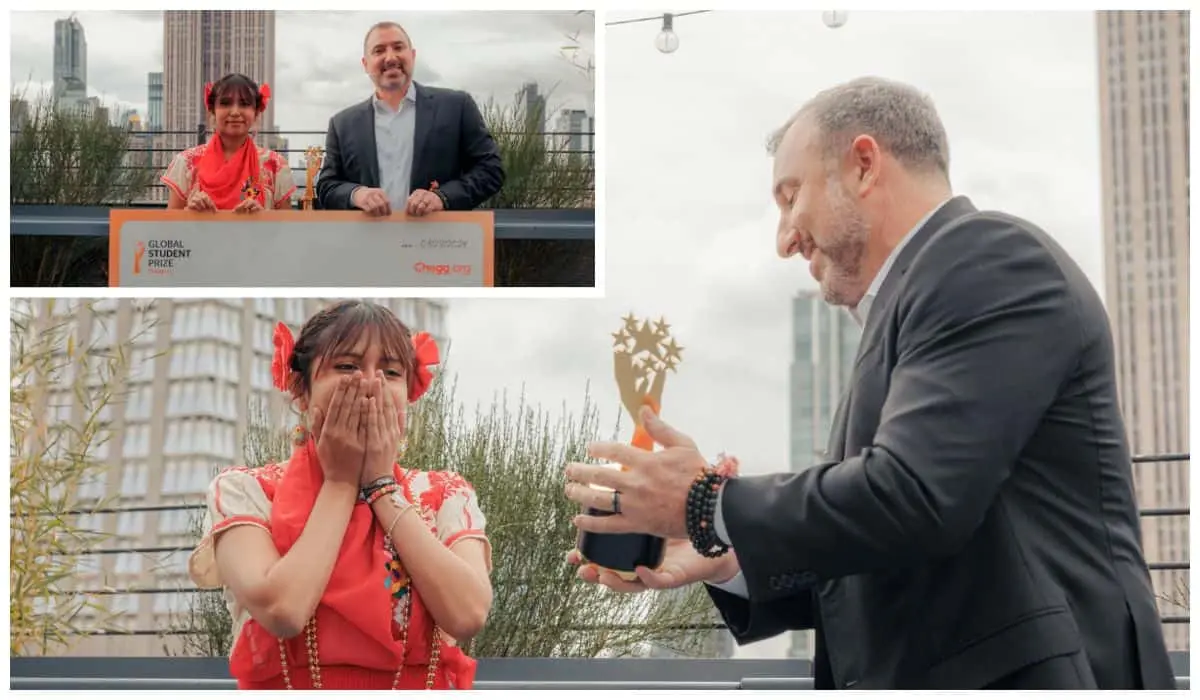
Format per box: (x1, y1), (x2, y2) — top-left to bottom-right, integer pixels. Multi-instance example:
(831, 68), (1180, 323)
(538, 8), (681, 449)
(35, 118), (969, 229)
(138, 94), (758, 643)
(708, 196), (1173, 689)
(316, 82), (504, 211)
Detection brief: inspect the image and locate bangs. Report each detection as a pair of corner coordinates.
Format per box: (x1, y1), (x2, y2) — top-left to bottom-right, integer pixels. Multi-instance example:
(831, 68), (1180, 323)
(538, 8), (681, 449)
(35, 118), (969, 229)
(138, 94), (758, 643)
(314, 303), (415, 375)
(214, 82), (257, 107)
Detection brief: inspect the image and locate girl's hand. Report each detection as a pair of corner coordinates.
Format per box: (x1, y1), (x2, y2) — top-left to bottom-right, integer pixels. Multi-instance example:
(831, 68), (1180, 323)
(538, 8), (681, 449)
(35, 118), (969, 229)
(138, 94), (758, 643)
(185, 191), (216, 212)
(363, 372), (404, 485)
(311, 373), (368, 485)
(233, 197), (264, 214)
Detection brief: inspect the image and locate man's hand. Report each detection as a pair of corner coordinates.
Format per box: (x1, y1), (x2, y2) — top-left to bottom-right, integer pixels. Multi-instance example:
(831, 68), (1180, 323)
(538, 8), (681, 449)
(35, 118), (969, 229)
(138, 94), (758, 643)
(564, 406), (709, 541)
(567, 539), (740, 594)
(406, 188), (445, 217)
(352, 187), (392, 217)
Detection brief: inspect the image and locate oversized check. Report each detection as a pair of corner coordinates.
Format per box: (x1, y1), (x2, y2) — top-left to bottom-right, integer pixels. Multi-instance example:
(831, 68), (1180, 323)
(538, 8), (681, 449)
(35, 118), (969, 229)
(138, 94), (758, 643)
(108, 210), (494, 287)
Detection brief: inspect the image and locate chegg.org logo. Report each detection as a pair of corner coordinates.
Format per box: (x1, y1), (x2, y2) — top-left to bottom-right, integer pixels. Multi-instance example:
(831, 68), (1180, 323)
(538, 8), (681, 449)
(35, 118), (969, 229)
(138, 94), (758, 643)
(413, 262), (472, 276)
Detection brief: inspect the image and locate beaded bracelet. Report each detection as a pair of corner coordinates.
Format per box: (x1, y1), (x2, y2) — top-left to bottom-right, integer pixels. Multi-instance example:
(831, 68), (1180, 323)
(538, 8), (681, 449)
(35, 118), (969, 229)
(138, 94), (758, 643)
(365, 483), (400, 506)
(360, 475), (397, 502)
(685, 468), (731, 558)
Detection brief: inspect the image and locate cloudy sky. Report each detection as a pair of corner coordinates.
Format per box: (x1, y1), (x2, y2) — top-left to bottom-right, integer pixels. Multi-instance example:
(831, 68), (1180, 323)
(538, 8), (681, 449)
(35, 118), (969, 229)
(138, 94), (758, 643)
(10, 10), (594, 158)
(444, 10), (1105, 659)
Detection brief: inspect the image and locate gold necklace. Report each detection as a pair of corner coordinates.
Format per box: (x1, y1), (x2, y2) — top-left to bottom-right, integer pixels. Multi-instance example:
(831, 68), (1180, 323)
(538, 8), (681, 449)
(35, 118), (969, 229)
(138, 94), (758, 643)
(276, 552), (442, 689)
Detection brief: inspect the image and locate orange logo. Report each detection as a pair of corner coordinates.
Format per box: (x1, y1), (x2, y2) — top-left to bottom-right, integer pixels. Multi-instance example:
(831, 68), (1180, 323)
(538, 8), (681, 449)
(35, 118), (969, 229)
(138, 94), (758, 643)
(133, 241), (146, 274)
(413, 262), (471, 276)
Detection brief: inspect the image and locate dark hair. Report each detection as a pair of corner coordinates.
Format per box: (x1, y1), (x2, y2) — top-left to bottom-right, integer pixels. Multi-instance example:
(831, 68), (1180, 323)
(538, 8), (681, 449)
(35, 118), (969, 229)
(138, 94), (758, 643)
(206, 73), (265, 114)
(363, 21), (412, 54)
(288, 300), (418, 400)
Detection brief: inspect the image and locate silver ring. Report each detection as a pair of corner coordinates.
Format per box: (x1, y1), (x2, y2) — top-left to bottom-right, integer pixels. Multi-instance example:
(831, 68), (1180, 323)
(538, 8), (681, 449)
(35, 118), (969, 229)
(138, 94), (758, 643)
(611, 490), (621, 514)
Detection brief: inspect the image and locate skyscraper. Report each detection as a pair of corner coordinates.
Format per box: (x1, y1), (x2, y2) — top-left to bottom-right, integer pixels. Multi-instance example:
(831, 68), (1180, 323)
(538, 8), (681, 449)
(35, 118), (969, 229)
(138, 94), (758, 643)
(1096, 9), (1189, 651)
(15, 298), (448, 656)
(553, 108), (595, 164)
(786, 290), (861, 659)
(147, 71), (163, 130)
(1099, 9), (1190, 653)
(53, 14), (87, 107)
(161, 11), (277, 154)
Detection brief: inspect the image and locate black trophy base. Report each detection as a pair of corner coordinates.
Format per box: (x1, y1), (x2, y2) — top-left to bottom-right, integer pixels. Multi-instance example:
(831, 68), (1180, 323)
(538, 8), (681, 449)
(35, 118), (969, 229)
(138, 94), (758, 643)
(576, 507), (666, 581)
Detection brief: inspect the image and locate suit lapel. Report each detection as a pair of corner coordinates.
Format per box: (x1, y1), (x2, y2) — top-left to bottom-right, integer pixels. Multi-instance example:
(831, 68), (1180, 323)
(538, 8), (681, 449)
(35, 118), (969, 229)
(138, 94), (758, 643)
(360, 98), (380, 187)
(834, 195), (979, 458)
(850, 195), (979, 372)
(410, 83), (437, 190)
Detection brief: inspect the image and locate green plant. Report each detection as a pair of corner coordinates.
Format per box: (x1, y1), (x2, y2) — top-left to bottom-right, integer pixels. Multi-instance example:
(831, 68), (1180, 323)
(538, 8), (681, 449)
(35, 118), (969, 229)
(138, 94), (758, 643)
(479, 91), (593, 210)
(172, 363), (719, 658)
(10, 90), (157, 287)
(10, 91), (156, 206)
(9, 301), (131, 655)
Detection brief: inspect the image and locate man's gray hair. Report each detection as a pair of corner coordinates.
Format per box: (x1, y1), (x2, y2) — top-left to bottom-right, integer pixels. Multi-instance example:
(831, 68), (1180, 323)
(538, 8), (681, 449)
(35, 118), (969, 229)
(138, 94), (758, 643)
(767, 77), (950, 179)
(364, 21), (412, 54)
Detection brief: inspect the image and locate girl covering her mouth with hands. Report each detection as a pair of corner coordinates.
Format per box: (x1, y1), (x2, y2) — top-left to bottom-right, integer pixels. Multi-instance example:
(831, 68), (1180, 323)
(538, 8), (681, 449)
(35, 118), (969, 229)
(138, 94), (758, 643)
(162, 73), (295, 213)
(188, 300), (492, 690)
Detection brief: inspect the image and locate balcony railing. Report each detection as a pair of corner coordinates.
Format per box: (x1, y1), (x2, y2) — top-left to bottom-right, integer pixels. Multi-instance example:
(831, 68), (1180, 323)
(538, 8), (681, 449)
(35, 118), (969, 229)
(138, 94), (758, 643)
(20, 454), (1191, 634)
(9, 127), (596, 207)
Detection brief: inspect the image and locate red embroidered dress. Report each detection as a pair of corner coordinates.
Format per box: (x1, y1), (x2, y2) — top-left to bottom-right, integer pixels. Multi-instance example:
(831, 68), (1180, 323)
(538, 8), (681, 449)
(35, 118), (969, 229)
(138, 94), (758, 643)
(188, 445), (490, 690)
(162, 139), (296, 210)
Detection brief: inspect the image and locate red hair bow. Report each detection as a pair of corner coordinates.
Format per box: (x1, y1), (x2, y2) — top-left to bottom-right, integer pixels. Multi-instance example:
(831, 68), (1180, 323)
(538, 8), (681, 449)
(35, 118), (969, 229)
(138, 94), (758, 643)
(409, 332), (440, 402)
(258, 83), (271, 113)
(271, 322), (296, 393)
(203, 81), (213, 108)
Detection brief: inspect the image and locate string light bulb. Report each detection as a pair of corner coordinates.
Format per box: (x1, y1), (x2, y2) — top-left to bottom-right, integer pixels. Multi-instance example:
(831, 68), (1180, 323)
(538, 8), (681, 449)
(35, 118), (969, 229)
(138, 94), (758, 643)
(655, 13), (680, 53)
(822, 11), (848, 28)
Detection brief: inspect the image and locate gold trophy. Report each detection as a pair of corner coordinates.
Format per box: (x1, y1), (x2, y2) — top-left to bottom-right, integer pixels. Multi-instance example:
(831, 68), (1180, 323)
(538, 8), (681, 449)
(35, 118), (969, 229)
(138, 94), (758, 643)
(575, 313), (684, 581)
(302, 146), (324, 211)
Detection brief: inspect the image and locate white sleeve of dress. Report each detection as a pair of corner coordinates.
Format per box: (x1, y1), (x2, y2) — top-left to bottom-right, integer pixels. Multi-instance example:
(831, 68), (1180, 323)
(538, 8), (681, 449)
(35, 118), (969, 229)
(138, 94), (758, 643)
(434, 476), (492, 572)
(187, 469), (272, 589)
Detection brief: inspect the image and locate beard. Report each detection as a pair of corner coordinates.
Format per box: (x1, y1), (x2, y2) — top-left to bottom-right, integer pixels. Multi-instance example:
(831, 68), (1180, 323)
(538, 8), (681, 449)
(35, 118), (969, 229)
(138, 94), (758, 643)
(815, 180), (870, 307)
(378, 63), (410, 88)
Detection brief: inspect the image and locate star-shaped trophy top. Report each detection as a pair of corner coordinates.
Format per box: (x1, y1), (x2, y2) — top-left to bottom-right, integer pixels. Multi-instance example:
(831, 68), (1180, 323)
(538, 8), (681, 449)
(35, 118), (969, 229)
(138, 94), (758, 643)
(612, 313), (683, 419)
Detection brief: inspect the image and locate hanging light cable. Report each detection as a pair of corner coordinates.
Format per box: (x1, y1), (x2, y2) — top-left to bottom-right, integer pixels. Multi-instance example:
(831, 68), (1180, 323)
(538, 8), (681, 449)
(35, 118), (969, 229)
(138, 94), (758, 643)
(606, 11), (848, 54)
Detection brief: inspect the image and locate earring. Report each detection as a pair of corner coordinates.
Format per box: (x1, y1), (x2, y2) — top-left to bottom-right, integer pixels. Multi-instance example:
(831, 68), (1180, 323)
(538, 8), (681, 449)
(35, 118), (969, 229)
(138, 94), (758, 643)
(396, 438), (408, 459)
(292, 420), (309, 445)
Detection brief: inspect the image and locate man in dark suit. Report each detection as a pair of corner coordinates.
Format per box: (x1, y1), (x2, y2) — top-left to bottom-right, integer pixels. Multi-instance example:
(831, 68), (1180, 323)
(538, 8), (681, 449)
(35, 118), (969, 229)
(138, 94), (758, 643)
(563, 77), (1173, 689)
(316, 21), (504, 216)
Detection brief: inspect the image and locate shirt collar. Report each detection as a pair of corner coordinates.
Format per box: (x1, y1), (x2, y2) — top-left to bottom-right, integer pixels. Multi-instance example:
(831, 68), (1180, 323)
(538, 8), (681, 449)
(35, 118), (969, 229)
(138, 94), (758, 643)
(372, 84), (417, 113)
(849, 198), (950, 327)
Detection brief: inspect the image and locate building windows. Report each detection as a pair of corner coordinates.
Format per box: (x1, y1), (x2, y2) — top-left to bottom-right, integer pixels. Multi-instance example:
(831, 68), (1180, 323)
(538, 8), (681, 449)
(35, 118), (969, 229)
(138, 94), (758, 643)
(172, 303), (241, 344)
(75, 472), (107, 502)
(114, 551), (142, 575)
(125, 385), (154, 421)
(284, 298), (306, 326)
(116, 511), (146, 538)
(123, 423), (152, 458)
(253, 318), (275, 355)
(167, 380), (237, 417)
(163, 419), (237, 460)
(89, 313), (118, 350)
(161, 459), (217, 496)
(119, 461), (149, 498)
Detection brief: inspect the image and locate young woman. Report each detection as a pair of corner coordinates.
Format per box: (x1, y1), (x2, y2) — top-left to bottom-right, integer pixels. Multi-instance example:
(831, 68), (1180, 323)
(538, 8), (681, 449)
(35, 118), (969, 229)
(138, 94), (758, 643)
(162, 73), (295, 212)
(188, 300), (493, 689)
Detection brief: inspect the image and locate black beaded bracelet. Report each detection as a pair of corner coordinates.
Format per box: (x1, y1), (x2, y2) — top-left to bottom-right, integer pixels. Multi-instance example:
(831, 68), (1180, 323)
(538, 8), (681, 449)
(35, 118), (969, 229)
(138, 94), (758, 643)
(685, 468), (731, 558)
(360, 475), (397, 502)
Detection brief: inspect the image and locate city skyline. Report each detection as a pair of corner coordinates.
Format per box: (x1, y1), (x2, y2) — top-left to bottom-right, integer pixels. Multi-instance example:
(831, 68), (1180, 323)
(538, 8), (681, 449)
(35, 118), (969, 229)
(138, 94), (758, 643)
(10, 10), (595, 155)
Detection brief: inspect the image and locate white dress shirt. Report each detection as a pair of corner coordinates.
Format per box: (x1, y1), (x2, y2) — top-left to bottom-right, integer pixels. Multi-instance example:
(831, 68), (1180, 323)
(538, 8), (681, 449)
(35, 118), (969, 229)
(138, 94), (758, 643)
(708, 199), (950, 598)
(372, 89), (418, 210)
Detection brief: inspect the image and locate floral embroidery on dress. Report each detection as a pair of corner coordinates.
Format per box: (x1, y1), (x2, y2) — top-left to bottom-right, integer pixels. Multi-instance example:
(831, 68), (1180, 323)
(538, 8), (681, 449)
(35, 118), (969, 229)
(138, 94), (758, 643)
(161, 143), (295, 207)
